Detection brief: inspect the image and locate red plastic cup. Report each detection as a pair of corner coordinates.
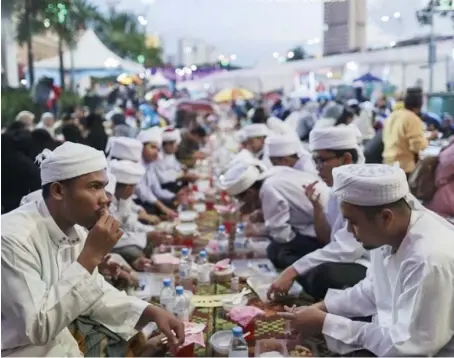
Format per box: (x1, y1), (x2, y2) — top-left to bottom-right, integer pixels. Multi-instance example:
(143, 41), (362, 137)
(223, 221), (234, 235)
(175, 343), (195, 357)
(241, 321), (255, 342)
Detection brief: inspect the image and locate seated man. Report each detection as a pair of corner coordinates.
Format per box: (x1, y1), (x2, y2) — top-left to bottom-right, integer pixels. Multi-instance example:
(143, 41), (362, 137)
(243, 123), (270, 166)
(106, 136), (161, 225)
(1, 142), (184, 356)
(268, 126), (369, 300)
(154, 127), (198, 194)
(220, 163), (330, 269)
(279, 164), (454, 357)
(265, 133), (318, 176)
(136, 127), (179, 218)
(175, 125), (208, 167)
(109, 159), (168, 265)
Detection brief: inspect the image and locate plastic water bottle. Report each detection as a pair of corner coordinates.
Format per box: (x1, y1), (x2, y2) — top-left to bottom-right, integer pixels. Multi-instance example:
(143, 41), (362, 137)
(179, 248), (192, 289)
(160, 278), (175, 312)
(197, 250), (211, 286)
(234, 223), (247, 253)
(228, 326), (248, 357)
(173, 286), (189, 321)
(216, 225), (229, 253)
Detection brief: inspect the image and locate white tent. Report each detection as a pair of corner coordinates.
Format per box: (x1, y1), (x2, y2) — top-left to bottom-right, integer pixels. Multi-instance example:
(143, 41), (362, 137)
(34, 29), (145, 73)
(148, 71), (170, 86)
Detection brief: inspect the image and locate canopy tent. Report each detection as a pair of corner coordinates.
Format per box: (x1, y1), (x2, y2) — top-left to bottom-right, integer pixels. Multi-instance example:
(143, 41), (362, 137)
(148, 71), (170, 87)
(33, 29), (145, 74)
(353, 72), (383, 83)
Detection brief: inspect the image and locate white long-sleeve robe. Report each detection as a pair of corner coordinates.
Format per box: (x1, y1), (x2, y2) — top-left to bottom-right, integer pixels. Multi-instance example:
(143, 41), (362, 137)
(1, 200), (150, 356)
(154, 153), (182, 185)
(322, 201), (454, 357)
(136, 161), (175, 204)
(259, 166), (330, 242)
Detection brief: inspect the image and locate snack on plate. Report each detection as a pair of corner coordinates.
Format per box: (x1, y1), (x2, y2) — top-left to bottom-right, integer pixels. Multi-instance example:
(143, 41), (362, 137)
(290, 345), (313, 357)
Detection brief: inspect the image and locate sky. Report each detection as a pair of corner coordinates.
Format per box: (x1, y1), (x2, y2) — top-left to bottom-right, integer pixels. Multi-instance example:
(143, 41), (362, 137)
(91, 0), (453, 66)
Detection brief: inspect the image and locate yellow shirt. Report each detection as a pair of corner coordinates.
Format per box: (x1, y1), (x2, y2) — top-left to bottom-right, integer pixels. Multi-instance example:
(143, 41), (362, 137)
(382, 109), (428, 173)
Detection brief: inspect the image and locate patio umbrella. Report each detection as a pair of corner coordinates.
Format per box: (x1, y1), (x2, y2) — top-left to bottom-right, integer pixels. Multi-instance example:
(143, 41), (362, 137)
(213, 88), (254, 103)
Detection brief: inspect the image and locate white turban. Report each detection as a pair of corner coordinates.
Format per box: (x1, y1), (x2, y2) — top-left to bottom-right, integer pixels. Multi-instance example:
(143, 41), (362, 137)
(332, 164), (409, 206)
(36, 142), (107, 186)
(137, 127), (162, 148)
(20, 189), (43, 206)
(243, 123), (269, 139)
(162, 127), (181, 144)
(235, 129), (247, 144)
(106, 137), (143, 162)
(109, 160), (145, 185)
(266, 116), (294, 135)
(219, 164), (263, 196)
(309, 126), (365, 163)
(265, 134), (301, 158)
(105, 171), (117, 195)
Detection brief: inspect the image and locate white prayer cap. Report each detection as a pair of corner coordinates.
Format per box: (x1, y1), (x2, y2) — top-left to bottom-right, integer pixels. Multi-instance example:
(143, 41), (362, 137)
(106, 136), (143, 162)
(109, 160), (145, 185)
(16, 110), (35, 122)
(332, 164), (409, 206)
(220, 163), (262, 196)
(36, 142), (107, 186)
(347, 99), (359, 107)
(137, 127), (162, 147)
(20, 189), (43, 206)
(266, 116), (293, 135)
(235, 129), (247, 144)
(162, 127), (181, 143)
(105, 171), (117, 195)
(41, 112), (54, 121)
(309, 126), (359, 151)
(243, 123), (269, 139)
(265, 134), (300, 157)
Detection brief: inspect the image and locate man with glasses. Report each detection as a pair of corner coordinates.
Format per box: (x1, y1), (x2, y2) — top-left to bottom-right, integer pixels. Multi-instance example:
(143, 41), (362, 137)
(268, 126), (369, 300)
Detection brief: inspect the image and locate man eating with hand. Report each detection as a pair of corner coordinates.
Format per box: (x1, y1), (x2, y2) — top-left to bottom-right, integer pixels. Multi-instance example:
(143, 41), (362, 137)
(279, 164), (454, 357)
(1, 142), (184, 357)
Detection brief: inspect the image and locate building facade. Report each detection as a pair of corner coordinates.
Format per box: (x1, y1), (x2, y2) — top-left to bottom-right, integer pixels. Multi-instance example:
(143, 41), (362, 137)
(323, 0), (366, 56)
(177, 38), (219, 66)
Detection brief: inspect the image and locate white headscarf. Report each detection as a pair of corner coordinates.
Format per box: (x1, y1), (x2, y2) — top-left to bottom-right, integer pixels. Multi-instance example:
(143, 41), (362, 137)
(36, 142), (107, 185)
(219, 163), (264, 196)
(109, 159), (145, 185)
(105, 137), (143, 162)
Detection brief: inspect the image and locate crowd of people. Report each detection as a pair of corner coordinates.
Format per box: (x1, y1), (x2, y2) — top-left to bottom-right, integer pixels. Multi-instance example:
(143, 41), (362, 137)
(1, 83), (454, 357)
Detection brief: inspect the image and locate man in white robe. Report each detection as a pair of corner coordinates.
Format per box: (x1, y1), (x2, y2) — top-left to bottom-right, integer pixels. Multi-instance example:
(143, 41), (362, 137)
(243, 123), (271, 167)
(265, 134), (318, 176)
(1, 142), (184, 356)
(154, 127), (198, 193)
(220, 163), (329, 269)
(135, 127), (179, 218)
(268, 126), (369, 300)
(279, 164), (454, 357)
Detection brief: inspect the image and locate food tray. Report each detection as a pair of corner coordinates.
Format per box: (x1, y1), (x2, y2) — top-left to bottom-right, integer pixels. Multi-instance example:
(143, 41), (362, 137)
(247, 274), (302, 303)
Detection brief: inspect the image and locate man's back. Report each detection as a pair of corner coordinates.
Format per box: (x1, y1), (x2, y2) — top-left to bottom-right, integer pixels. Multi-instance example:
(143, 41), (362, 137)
(382, 109), (428, 173)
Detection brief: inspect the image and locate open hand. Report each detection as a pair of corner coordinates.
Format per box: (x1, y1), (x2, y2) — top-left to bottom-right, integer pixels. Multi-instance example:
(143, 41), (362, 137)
(303, 181), (321, 206)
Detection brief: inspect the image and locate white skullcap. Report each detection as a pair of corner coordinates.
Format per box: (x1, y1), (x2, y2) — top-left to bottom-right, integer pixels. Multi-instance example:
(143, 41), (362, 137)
(162, 127), (181, 143)
(347, 99), (359, 106)
(309, 126), (358, 151)
(137, 127), (162, 147)
(220, 164), (262, 196)
(41, 112), (54, 120)
(265, 134), (300, 157)
(106, 137), (143, 162)
(235, 129), (247, 144)
(243, 123), (269, 139)
(332, 164), (409, 206)
(16, 110), (35, 122)
(105, 171), (117, 195)
(36, 142), (107, 186)
(109, 160), (145, 185)
(20, 189), (43, 206)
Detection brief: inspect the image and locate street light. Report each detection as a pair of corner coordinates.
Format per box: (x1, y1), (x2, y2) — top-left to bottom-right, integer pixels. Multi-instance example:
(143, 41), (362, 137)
(287, 51), (295, 59)
(380, 15), (390, 22)
(230, 54), (237, 61)
(389, 41), (396, 47)
(137, 15), (147, 26)
(190, 64), (197, 71)
(393, 11), (401, 19)
(272, 52), (279, 59)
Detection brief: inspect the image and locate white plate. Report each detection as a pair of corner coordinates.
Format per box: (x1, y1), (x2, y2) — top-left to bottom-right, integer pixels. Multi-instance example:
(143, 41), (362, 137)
(176, 222), (198, 235)
(210, 330), (233, 355)
(178, 210), (198, 222)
